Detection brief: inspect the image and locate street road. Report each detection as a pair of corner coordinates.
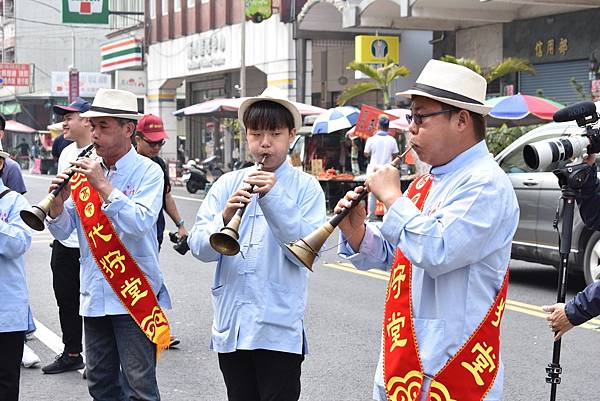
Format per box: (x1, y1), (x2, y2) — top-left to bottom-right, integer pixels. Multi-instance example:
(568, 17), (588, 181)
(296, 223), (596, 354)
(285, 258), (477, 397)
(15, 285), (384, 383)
(17, 172), (600, 401)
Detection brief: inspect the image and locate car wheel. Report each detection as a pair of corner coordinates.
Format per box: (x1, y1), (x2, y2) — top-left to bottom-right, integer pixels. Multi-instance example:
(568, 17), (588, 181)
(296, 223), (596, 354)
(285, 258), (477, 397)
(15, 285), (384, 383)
(186, 181), (198, 194)
(583, 231), (600, 285)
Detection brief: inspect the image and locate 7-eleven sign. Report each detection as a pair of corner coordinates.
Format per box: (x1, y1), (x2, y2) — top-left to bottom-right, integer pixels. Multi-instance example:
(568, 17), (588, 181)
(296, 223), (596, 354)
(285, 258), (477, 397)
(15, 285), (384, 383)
(62, 0), (109, 24)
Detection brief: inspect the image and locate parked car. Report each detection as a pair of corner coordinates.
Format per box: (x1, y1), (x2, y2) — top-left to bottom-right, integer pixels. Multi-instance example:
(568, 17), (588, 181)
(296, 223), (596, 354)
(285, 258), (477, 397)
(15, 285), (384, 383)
(495, 120), (600, 284)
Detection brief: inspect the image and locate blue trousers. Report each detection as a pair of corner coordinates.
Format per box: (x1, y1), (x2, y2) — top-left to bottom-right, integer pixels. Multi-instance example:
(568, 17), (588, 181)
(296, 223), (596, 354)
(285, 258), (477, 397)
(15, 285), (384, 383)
(84, 315), (160, 401)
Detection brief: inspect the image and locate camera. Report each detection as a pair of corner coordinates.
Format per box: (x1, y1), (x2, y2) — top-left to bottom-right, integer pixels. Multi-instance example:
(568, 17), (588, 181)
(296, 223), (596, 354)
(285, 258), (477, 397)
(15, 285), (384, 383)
(523, 101), (600, 171)
(169, 231), (190, 255)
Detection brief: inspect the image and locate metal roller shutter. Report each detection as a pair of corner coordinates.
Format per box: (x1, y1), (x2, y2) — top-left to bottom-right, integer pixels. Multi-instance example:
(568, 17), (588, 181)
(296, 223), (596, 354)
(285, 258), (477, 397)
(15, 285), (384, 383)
(519, 60), (589, 106)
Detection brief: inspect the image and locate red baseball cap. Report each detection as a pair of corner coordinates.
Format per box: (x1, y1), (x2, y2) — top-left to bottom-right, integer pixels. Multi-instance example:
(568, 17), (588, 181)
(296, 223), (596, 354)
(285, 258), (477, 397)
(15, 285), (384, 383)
(137, 114), (168, 141)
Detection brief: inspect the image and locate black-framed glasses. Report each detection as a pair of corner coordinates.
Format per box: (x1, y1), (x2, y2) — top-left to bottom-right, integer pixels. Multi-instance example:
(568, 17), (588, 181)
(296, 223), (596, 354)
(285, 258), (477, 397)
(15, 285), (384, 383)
(405, 109), (454, 125)
(141, 137), (165, 147)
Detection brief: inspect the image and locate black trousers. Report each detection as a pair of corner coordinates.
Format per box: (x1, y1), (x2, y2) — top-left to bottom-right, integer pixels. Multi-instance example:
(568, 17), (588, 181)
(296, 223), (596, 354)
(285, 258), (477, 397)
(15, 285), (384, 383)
(218, 349), (304, 401)
(50, 240), (83, 354)
(0, 331), (24, 401)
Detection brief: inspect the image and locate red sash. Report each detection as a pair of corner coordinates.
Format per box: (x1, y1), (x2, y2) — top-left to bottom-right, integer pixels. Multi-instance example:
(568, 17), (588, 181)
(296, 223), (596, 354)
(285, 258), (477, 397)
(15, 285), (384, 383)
(70, 172), (171, 355)
(383, 175), (509, 401)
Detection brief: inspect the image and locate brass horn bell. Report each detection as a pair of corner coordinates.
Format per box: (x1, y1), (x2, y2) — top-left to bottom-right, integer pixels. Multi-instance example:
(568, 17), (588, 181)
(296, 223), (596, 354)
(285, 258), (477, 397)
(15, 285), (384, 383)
(285, 222), (334, 271)
(209, 214), (242, 256)
(20, 194), (56, 232)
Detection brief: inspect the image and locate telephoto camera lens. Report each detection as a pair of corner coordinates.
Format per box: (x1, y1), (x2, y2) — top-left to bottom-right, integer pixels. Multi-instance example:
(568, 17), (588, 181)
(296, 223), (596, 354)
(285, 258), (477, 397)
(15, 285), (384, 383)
(523, 135), (591, 170)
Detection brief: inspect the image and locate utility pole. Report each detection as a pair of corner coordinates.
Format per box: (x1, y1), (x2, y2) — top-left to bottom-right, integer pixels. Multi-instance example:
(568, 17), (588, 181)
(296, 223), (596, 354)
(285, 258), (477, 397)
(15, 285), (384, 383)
(239, 0), (246, 161)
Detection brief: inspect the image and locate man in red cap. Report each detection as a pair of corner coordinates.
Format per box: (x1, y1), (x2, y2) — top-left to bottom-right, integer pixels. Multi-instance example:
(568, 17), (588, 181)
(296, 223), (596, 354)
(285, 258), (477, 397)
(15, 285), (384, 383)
(135, 114), (186, 348)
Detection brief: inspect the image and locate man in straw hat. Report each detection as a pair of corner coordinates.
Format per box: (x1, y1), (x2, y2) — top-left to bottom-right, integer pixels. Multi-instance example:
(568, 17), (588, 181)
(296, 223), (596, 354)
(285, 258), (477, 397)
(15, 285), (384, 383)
(335, 59), (519, 401)
(187, 87), (326, 401)
(0, 142), (33, 401)
(46, 89), (171, 401)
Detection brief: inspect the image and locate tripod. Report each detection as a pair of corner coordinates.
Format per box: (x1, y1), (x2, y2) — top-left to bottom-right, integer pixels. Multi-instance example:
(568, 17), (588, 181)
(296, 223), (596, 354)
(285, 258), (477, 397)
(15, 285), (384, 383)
(546, 163), (590, 401)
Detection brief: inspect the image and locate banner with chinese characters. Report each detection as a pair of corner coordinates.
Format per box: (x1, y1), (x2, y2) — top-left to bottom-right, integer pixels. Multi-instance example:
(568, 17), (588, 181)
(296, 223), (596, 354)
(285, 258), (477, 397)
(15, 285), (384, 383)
(383, 174), (509, 401)
(70, 172), (170, 353)
(0, 63), (31, 87)
(353, 104), (399, 139)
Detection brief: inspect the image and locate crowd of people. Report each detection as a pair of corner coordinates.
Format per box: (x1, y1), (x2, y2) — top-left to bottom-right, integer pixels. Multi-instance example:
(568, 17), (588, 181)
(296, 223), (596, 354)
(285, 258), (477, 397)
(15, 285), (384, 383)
(1, 58), (599, 401)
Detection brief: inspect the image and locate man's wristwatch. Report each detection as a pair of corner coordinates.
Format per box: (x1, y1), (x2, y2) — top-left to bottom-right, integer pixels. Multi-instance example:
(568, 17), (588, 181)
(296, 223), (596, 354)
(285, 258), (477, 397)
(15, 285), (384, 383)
(175, 219), (184, 228)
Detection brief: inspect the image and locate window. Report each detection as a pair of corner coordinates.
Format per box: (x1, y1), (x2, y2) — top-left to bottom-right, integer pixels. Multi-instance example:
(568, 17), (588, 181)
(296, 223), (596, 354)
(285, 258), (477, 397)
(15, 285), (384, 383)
(499, 132), (564, 174)
(162, 0), (168, 15)
(174, 0), (181, 11)
(150, 0), (156, 18)
(188, 0), (195, 7)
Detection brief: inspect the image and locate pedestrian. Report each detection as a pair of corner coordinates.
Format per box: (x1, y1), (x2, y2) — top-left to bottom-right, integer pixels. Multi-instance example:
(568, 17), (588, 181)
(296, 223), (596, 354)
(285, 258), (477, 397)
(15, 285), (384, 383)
(187, 87), (326, 401)
(0, 142), (33, 401)
(0, 116), (27, 194)
(135, 113), (186, 348)
(335, 59), (519, 401)
(543, 152), (600, 339)
(364, 115), (398, 220)
(46, 89), (171, 401)
(41, 98), (92, 375)
(52, 133), (73, 161)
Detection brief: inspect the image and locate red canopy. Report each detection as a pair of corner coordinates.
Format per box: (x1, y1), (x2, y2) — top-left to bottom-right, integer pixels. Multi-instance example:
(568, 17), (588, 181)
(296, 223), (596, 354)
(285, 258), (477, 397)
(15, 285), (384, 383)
(5, 120), (36, 133)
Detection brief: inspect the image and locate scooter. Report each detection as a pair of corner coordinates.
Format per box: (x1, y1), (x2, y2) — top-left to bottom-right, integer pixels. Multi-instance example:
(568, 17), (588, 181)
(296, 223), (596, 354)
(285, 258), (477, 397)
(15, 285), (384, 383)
(181, 159), (208, 194)
(181, 156), (225, 194)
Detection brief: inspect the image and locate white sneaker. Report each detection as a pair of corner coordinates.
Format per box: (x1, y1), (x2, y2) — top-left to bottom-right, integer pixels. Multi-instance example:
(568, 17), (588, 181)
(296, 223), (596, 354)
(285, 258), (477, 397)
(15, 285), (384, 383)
(22, 344), (41, 368)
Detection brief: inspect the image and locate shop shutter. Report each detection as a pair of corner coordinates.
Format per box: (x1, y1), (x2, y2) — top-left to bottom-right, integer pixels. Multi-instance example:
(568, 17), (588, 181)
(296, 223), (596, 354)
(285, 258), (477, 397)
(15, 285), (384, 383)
(519, 60), (589, 106)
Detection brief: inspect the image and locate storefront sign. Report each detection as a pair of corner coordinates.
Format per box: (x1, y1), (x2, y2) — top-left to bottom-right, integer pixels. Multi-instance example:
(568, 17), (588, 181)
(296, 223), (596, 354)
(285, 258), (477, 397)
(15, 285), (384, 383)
(115, 70), (147, 95)
(51, 71), (111, 97)
(0, 63), (31, 87)
(245, 0), (272, 23)
(62, 0), (109, 24)
(534, 37), (568, 58)
(355, 36), (399, 64)
(187, 31), (227, 70)
(68, 69), (80, 103)
(101, 38), (143, 72)
(592, 80), (600, 101)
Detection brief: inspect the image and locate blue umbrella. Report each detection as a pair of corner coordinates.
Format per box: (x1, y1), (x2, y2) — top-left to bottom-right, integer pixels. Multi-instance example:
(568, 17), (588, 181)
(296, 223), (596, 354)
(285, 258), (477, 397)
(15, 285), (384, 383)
(311, 106), (360, 134)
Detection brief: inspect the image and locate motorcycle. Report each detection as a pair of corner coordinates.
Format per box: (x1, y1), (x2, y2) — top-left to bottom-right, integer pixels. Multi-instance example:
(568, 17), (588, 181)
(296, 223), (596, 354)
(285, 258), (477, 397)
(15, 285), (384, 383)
(181, 156), (225, 194)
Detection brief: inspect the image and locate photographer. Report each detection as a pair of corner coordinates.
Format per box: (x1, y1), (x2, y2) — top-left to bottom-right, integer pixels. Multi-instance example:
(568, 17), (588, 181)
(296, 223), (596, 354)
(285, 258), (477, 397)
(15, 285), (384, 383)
(544, 153), (600, 339)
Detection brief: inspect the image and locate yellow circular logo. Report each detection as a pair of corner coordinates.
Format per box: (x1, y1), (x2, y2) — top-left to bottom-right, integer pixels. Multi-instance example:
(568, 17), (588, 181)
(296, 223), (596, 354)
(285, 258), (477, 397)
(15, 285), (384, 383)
(79, 187), (90, 202)
(84, 203), (95, 218)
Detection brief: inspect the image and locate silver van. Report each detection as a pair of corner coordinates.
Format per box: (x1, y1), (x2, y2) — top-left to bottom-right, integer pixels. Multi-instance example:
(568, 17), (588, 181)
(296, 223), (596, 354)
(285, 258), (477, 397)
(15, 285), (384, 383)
(495, 121), (600, 284)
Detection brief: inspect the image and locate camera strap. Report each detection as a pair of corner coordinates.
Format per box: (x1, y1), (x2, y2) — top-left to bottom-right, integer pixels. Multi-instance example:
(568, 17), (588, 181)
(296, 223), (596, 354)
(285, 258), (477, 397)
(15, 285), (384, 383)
(0, 189), (11, 199)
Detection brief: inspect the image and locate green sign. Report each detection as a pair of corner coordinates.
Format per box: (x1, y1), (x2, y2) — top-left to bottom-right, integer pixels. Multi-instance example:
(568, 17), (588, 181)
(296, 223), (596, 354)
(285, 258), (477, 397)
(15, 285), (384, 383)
(62, 0), (109, 24)
(245, 0), (272, 23)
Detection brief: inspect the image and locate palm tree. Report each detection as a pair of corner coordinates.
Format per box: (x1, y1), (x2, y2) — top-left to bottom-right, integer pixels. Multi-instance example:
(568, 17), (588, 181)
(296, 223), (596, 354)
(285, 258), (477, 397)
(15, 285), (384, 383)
(336, 59), (410, 109)
(440, 55), (535, 83)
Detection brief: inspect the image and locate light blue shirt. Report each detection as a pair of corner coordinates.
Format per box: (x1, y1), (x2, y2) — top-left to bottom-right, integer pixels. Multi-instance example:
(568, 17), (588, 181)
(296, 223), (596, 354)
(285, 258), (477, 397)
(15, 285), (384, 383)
(338, 141), (519, 401)
(47, 147), (171, 317)
(187, 161), (326, 355)
(0, 180), (33, 333)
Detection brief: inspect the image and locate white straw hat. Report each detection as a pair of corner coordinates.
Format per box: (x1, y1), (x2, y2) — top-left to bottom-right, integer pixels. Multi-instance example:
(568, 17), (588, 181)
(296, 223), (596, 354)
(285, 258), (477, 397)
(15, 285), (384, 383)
(397, 59), (492, 116)
(80, 89), (142, 120)
(238, 87), (302, 130)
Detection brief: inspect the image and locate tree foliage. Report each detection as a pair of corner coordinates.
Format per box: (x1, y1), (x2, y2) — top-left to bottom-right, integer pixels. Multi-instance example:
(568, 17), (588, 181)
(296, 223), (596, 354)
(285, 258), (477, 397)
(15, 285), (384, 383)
(337, 59), (410, 109)
(440, 55), (535, 83)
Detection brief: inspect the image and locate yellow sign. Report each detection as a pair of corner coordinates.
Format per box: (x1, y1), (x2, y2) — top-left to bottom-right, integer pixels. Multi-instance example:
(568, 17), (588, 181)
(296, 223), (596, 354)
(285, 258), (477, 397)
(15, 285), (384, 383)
(355, 36), (399, 64)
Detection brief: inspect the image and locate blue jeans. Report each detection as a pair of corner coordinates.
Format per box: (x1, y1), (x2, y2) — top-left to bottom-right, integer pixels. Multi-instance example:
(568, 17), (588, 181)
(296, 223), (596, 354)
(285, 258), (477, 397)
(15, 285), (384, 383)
(84, 315), (160, 401)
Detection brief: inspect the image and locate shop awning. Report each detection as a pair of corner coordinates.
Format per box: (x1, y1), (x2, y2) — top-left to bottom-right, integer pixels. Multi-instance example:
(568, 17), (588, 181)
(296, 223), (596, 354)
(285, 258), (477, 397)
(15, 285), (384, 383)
(0, 102), (22, 115)
(174, 97), (326, 118)
(5, 120), (36, 133)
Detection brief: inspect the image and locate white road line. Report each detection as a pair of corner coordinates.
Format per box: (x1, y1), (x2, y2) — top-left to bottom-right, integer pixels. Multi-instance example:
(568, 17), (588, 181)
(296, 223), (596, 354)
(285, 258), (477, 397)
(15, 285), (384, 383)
(172, 194), (202, 202)
(33, 318), (85, 375)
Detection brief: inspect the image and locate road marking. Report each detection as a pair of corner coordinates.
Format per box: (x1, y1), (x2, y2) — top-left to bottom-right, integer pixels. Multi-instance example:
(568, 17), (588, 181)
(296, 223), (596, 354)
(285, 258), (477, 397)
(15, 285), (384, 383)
(172, 194), (202, 202)
(323, 262), (600, 332)
(32, 318), (85, 375)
